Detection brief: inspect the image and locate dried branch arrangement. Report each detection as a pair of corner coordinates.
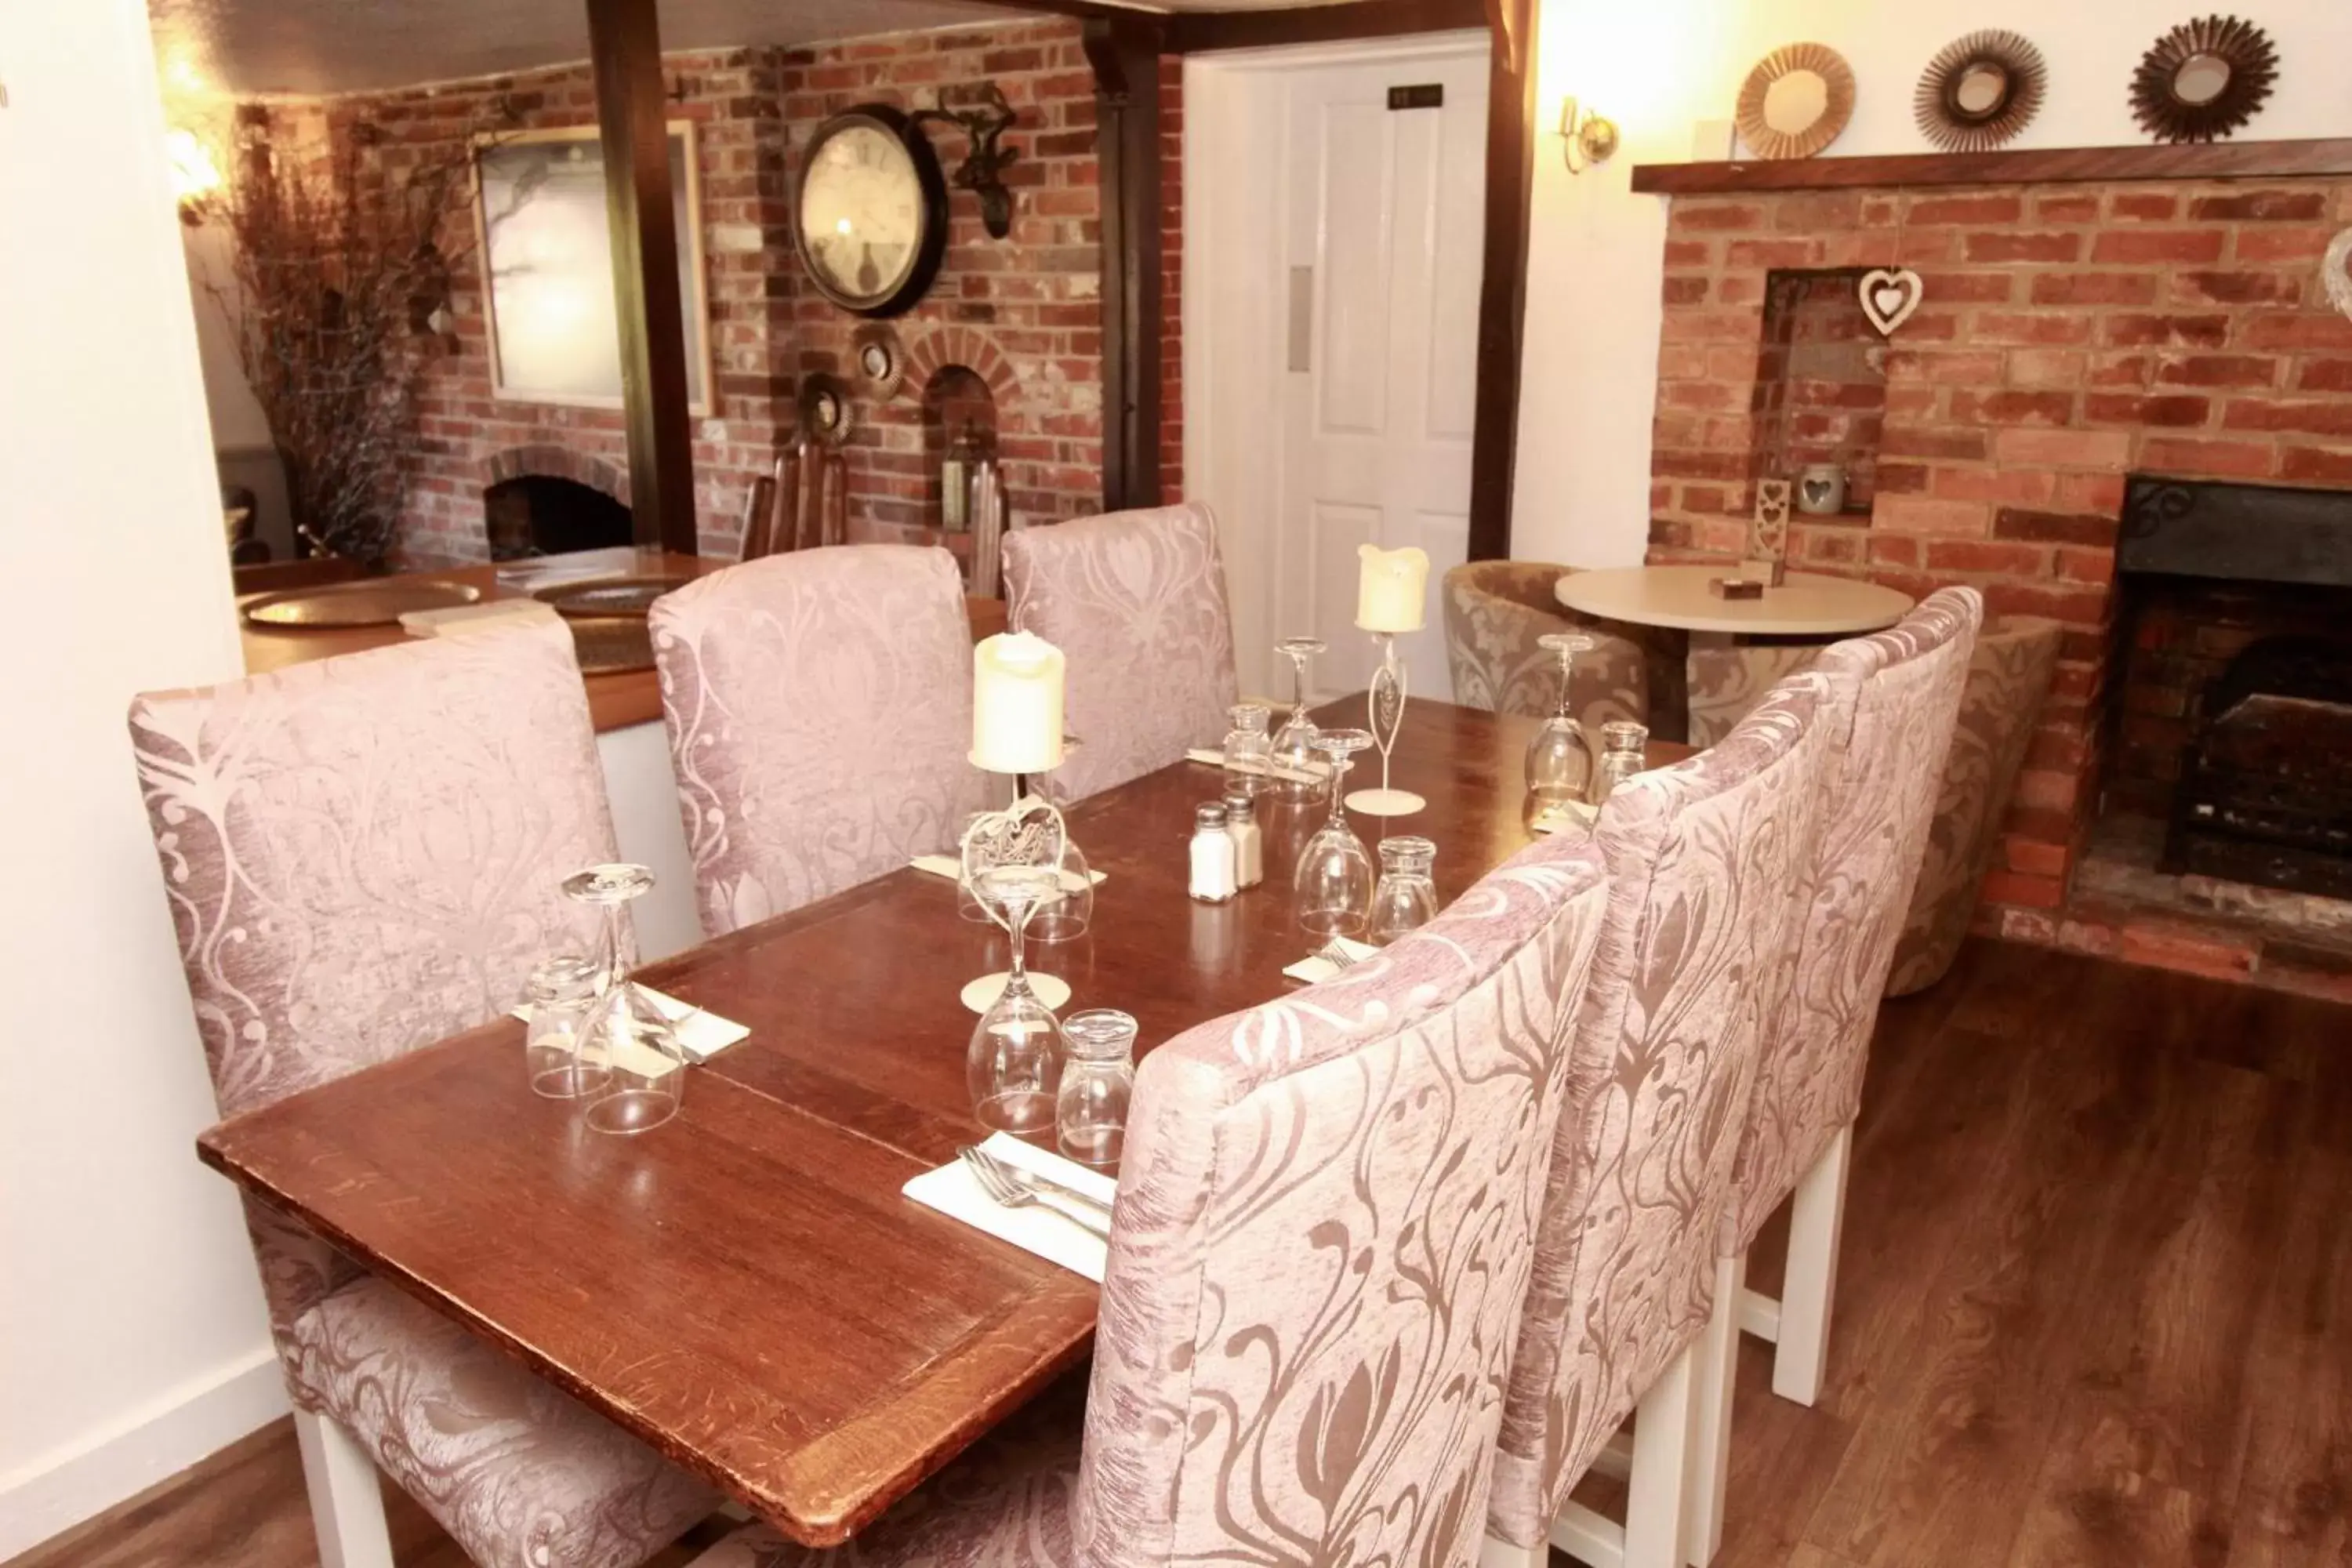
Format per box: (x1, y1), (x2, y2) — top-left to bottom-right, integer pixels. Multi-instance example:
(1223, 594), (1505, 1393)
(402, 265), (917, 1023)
(205, 109), (486, 567)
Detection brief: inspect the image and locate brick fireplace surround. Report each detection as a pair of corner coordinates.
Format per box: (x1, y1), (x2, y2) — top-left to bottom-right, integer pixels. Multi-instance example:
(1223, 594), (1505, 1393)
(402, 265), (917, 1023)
(1646, 175), (2352, 994)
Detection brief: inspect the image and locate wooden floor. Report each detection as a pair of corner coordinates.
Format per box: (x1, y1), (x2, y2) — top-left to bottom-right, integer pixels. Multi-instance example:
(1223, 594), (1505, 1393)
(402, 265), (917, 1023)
(13, 940), (2348, 1568)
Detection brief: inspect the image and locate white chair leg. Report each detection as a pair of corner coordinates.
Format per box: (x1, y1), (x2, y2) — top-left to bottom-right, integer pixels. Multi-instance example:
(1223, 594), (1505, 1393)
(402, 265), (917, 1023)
(1772, 1123), (1853, 1408)
(293, 1407), (395, 1568)
(1482, 1530), (1553, 1568)
(1684, 1252), (1743, 1566)
(1621, 1342), (1699, 1568)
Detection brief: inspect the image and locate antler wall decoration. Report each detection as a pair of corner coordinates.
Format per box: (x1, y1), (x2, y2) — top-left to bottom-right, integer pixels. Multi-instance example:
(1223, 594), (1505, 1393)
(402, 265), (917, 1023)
(912, 84), (1021, 240)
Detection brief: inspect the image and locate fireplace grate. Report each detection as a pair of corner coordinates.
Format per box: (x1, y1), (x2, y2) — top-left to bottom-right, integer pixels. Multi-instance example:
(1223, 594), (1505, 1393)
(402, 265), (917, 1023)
(2165, 635), (2352, 898)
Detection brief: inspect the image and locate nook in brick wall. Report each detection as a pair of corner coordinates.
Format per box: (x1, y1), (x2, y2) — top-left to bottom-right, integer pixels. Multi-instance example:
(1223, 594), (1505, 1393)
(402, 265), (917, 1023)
(1646, 176), (2352, 946)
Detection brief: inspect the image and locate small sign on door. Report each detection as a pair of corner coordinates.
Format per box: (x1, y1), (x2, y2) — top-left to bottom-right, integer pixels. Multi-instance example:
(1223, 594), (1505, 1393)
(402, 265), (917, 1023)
(1386, 84), (1443, 111)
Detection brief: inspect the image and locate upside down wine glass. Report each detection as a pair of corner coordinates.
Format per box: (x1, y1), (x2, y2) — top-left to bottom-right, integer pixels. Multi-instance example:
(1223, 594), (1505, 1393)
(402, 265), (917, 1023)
(966, 862), (1067, 1134)
(1294, 728), (1377, 937)
(1269, 636), (1327, 800)
(1524, 633), (1599, 837)
(561, 863), (687, 1134)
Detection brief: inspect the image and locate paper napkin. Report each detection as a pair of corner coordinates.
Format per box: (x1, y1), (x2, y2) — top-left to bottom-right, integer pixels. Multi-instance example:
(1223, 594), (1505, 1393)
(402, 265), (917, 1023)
(510, 985), (750, 1065)
(1185, 748), (1328, 785)
(1281, 936), (1380, 985)
(902, 1132), (1118, 1282)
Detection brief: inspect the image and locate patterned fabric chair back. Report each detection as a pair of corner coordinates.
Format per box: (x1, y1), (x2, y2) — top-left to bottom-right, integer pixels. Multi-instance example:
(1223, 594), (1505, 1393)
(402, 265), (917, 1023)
(1886, 615), (2061, 996)
(1728, 588), (1980, 1251)
(1002, 503), (1239, 801)
(129, 618), (620, 1332)
(1440, 560), (1661, 728)
(651, 545), (990, 935)
(1075, 833), (1613, 1568)
(1490, 674), (1838, 1543)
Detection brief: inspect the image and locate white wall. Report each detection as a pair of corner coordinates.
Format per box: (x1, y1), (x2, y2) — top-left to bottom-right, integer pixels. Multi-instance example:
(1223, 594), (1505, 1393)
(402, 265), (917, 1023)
(0, 1), (285, 1556)
(182, 223), (274, 451)
(1512, 0), (2352, 568)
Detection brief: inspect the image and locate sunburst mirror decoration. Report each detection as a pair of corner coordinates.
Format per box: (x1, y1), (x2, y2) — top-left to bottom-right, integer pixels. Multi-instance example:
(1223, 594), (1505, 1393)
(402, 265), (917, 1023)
(2129, 15), (2278, 143)
(1736, 44), (1857, 161)
(1915, 30), (2047, 153)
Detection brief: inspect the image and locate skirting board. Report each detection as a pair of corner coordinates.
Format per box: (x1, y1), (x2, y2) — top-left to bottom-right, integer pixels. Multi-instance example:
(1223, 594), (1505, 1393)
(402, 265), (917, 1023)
(0, 1344), (289, 1560)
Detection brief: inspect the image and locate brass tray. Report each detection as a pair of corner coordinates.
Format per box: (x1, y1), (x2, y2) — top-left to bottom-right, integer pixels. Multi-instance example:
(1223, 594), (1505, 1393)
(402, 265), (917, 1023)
(535, 574), (697, 620)
(243, 579), (482, 629)
(566, 616), (655, 675)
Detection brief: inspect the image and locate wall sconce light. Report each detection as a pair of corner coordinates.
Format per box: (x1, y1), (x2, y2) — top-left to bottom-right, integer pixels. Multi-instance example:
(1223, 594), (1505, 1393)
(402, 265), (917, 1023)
(165, 127), (222, 223)
(1559, 96), (1620, 174)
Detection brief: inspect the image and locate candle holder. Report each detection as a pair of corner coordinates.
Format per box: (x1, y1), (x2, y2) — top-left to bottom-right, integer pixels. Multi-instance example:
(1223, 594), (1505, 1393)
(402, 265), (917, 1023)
(1344, 632), (1426, 817)
(956, 797), (1074, 1015)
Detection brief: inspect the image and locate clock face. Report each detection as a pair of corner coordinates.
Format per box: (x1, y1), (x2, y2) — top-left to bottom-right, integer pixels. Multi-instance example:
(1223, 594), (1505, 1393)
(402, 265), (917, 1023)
(795, 111), (943, 315)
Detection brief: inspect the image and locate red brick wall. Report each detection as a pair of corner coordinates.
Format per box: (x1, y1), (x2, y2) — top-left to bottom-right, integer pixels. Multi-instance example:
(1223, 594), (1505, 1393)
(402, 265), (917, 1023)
(267, 22), (1104, 566)
(777, 21), (1105, 547)
(1646, 177), (2352, 929)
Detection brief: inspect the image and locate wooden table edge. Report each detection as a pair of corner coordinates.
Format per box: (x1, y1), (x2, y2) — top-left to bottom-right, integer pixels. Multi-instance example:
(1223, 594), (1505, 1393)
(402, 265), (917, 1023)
(194, 1069), (1098, 1544)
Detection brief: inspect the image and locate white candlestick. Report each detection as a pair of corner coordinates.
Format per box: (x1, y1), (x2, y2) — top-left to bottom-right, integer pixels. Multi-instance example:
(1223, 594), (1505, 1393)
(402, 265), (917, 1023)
(1356, 543), (1429, 633)
(971, 631), (1066, 775)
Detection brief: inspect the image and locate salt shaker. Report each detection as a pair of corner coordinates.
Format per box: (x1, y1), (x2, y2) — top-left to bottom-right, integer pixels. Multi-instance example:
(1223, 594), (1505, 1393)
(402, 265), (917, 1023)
(1221, 786), (1265, 888)
(1189, 801), (1238, 903)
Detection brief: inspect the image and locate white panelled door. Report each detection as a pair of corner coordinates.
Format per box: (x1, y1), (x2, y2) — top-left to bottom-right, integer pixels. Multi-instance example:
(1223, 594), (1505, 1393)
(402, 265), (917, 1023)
(1276, 49), (1486, 702)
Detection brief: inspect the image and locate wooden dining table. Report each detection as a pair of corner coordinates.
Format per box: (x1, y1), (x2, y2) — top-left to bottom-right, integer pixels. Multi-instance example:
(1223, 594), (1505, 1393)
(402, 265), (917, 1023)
(195, 698), (1692, 1548)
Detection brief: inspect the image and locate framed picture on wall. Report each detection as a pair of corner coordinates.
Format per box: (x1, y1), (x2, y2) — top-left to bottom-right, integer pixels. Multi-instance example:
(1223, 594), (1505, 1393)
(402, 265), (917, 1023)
(472, 124), (713, 413)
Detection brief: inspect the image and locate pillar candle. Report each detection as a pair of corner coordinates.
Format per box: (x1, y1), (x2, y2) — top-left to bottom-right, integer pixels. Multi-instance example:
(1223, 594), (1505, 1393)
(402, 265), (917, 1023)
(971, 630), (1066, 774)
(1356, 543), (1430, 633)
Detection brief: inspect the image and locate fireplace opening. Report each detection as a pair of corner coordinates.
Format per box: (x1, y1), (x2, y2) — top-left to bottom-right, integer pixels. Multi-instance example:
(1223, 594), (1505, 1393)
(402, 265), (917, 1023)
(484, 475), (633, 560)
(2085, 477), (2352, 935)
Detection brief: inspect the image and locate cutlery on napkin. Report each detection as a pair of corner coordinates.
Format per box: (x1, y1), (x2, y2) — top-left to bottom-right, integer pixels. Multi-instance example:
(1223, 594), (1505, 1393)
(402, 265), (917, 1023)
(1184, 748), (1328, 785)
(1281, 936), (1379, 984)
(510, 986), (750, 1065)
(902, 1132), (1118, 1281)
(909, 854), (1105, 888)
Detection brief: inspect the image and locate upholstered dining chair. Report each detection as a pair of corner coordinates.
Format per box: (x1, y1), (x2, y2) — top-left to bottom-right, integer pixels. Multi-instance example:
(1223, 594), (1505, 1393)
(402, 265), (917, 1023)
(1886, 615), (2063, 995)
(1486, 674), (1839, 1568)
(682, 829), (1617, 1568)
(1001, 501), (1239, 800)
(1441, 561), (1665, 729)
(651, 544), (991, 936)
(1684, 589), (1980, 1566)
(129, 619), (717, 1568)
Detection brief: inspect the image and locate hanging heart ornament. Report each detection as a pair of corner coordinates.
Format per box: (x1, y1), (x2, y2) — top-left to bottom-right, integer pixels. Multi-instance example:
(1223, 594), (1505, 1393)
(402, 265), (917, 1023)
(1859, 267), (1925, 336)
(2322, 227), (2352, 324)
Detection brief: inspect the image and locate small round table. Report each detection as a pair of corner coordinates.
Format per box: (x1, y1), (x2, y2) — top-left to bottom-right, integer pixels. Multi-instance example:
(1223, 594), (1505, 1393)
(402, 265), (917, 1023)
(1554, 564), (1915, 635)
(1555, 566), (1915, 743)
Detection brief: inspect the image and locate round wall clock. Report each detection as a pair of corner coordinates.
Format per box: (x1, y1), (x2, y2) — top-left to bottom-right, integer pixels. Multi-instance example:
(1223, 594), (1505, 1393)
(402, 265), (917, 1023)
(793, 105), (949, 318)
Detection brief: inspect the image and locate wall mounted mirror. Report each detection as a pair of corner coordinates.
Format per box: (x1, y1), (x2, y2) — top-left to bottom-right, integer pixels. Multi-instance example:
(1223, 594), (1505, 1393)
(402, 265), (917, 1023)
(1915, 30), (2046, 153)
(2130, 15), (2278, 143)
(1736, 43), (1855, 161)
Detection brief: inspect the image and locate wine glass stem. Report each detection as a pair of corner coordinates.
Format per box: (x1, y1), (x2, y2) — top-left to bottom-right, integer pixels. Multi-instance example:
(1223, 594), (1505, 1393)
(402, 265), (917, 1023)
(1290, 656), (1308, 724)
(600, 906), (627, 994)
(1005, 901), (1032, 988)
(1555, 654), (1577, 721)
(1326, 763), (1349, 829)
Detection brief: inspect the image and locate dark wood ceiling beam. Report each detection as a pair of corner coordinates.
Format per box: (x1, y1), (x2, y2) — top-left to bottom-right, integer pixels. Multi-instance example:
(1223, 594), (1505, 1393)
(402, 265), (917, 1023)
(1084, 15), (1167, 513)
(586, 0), (697, 554)
(1465, 0), (1533, 561)
(1164, 0), (1484, 54)
(1632, 136), (2352, 194)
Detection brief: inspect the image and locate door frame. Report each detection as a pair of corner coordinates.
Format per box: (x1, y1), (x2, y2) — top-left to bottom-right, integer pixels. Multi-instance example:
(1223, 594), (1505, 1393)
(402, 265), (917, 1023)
(1184, 31), (1490, 695)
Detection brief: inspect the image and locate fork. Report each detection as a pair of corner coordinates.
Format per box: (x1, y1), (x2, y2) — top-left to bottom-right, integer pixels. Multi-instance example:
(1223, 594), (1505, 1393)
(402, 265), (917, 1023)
(1316, 938), (1365, 971)
(958, 1146), (1112, 1239)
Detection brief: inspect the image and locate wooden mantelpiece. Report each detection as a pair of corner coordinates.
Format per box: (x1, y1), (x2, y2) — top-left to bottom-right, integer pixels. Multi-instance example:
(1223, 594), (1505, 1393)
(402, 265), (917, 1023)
(1631, 136), (2352, 195)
